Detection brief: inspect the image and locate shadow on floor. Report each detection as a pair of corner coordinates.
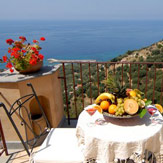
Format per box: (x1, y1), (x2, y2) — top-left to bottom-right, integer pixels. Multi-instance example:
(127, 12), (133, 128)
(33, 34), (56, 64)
(0, 120), (78, 163)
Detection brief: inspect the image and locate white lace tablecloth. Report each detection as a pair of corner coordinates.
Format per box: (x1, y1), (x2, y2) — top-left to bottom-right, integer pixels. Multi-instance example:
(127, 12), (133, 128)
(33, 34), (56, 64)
(76, 105), (163, 163)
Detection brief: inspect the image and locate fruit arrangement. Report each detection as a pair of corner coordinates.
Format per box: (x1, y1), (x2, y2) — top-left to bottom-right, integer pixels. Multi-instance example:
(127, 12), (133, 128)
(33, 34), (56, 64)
(94, 89), (144, 116)
(92, 75), (163, 117)
(94, 89), (163, 117)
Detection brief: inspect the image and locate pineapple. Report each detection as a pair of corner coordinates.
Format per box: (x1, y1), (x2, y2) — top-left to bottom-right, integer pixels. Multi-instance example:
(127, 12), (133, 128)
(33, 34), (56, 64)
(105, 74), (127, 98)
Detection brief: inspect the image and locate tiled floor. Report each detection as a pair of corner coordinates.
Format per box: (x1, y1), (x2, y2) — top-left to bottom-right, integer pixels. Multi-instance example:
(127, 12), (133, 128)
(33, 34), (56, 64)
(0, 119), (77, 163)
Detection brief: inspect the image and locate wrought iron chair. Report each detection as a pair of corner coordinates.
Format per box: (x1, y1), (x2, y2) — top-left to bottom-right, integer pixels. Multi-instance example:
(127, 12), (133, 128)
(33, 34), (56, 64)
(0, 119), (8, 156)
(0, 83), (51, 156)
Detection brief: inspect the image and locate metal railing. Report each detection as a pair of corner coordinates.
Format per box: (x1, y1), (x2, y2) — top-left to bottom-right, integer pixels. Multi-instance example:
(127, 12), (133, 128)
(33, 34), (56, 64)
(54, 60), (163, 124)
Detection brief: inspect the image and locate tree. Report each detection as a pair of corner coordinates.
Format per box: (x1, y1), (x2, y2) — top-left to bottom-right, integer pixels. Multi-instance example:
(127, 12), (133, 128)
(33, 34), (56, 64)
(152, 49), (160, 55)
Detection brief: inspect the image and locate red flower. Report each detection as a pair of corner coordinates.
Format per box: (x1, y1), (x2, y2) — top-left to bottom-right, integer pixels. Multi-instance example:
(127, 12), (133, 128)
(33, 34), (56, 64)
(13, 53), (20, 59)
(35, 50), (39, 55)
(33, 40), (37, 43)
(10, 52), (15, 56)
(31, 47), (37, 52)
(19, 36), (27, 41)
(29, 58), (37, 65)
(8, 49), (12, 53)
(12, 47), (20, 52)
(6, 62), (12, 68)
(21, 50), (26, 53)
(40, 37), (45, 41)
(10, 68), (14, 73)
(2, 36), (45, 73)
(3, 56), (8, 62)
(38, 54), (44, 60)
(31, 54), (37, 59)
(6, 39), (14, 45)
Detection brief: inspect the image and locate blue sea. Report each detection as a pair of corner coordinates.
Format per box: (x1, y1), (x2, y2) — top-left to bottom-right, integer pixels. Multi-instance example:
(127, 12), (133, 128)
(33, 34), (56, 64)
(0, 20), (163, 68)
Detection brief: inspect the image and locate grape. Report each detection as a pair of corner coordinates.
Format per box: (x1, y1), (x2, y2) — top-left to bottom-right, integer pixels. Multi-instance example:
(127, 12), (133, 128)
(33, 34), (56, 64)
(137, 94), (141, 99)
(115, 103), (125, 116)
(133, 97), (138, 101)
(117, 98), (123, 104)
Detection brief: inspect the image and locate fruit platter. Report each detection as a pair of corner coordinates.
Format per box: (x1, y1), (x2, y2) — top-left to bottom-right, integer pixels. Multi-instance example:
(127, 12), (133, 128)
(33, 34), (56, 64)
(91, 75), (163, 119)
(94, 90), (145, 118)
(93, 89), (163, 119)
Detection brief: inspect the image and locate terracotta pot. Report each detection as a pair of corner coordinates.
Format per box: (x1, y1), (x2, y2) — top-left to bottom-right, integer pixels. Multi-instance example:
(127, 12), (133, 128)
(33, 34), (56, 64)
(31, 114), (47, 136)
(15, 61), (43, 74)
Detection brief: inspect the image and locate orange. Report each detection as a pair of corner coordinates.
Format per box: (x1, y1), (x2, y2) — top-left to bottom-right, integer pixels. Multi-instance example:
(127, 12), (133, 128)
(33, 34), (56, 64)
(155, 104), (163, 113)
(100, 101), (110, 110)
(94, 105), (103, 114)
(108, 104), (117, 114)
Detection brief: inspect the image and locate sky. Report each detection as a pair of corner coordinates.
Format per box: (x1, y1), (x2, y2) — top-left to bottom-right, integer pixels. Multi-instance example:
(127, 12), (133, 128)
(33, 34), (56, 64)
(0, 0), (163, 20)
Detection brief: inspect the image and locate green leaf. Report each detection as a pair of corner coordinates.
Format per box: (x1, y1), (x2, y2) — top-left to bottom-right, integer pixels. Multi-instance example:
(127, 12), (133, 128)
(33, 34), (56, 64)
(138, 108), (147, 118)
(145, 100), (152, 106)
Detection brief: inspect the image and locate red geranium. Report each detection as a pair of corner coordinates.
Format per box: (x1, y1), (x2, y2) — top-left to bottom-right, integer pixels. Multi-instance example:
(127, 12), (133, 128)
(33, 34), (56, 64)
(6, 39), (14, 45)
(3, 56), (8, 62)
(33, 40), (37, 43)
(40, 37), (45, 41)
(38, 54), (44, 60)
(13, 53), (20, 59)
(19, 36), (27, 42)
(12, 47), (20, 52)
(10, 68), (14, 73)
(10, 52), (15, 56)
(29, 58), (37, 65)
(21, 50), (26, 53)
(8, 49), (12, 53)
(1, 36), (45, 73)
(6, 62), (12, 68)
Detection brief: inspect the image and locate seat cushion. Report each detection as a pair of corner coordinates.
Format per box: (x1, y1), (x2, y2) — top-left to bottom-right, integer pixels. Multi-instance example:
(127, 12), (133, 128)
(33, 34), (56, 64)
(32, 128), (84, 163)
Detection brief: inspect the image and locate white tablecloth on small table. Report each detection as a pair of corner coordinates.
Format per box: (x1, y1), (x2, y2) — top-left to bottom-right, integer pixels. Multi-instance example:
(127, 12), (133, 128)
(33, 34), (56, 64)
(76, 105), (163, 163)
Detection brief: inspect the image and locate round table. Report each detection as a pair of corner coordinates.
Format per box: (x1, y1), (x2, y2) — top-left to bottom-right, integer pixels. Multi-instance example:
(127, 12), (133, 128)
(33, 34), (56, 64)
(76, 105), (163, 163)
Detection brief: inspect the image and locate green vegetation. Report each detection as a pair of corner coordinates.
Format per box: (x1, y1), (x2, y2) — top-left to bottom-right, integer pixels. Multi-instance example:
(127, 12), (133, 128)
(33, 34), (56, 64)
(60, 40), (163, 118)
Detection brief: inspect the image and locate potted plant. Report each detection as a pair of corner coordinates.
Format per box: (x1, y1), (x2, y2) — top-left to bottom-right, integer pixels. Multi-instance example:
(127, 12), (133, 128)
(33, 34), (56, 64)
(0, 36), (45, 74)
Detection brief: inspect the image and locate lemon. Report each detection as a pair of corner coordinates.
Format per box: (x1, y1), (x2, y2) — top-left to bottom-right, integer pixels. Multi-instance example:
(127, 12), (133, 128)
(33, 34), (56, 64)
(155, 104), (163, 113)
(129, 90), (136, 97)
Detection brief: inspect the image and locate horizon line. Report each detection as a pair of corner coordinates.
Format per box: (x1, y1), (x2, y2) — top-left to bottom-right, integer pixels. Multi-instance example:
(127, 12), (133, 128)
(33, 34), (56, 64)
(0, 18), (163, 21)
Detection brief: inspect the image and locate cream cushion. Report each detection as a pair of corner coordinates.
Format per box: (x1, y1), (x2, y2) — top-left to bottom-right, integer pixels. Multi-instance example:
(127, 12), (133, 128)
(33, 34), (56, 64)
(32, 128), (84, 163)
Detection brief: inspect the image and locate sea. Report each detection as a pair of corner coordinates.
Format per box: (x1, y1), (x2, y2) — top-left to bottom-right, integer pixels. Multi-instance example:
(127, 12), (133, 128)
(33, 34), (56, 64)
(0, 20), (163, 69)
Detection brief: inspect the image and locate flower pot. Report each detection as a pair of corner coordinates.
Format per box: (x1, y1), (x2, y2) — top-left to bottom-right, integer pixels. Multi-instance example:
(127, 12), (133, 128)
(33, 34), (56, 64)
(15, 61), (43, 74)
(31, 114), (47, 136)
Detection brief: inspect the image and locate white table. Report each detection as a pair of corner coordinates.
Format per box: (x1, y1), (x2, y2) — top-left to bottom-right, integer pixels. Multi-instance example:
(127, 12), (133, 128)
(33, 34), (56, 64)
(76, 105), (163, 163)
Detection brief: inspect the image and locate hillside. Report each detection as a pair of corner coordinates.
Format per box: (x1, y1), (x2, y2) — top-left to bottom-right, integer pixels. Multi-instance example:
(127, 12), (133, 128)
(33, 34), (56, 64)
(111, 40), (163, 62)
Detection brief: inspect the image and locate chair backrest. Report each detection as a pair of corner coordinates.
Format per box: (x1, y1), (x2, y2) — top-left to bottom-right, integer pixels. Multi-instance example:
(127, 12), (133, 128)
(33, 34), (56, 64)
(0, 83), (51, 156)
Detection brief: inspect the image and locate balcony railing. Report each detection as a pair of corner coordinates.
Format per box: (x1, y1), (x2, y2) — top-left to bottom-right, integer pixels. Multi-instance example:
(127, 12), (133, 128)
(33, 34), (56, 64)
(54, 60), (163, 124)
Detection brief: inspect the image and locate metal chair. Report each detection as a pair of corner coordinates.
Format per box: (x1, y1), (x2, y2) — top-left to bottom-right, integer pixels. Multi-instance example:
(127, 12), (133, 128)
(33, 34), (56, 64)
(0, 119), (8, 156)
(0, 83), (51, 156)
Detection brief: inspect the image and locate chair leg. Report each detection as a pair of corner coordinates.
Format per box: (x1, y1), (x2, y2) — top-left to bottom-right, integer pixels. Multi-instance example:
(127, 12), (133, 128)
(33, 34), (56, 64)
(0, 119), (8, 156)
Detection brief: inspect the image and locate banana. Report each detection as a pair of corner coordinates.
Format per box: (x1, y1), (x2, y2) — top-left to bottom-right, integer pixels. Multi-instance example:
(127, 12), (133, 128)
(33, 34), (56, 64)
(95, 92), (115, 104)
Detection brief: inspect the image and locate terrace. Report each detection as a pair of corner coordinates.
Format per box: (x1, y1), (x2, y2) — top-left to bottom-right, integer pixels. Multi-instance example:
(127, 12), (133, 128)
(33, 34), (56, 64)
(0, 60), (163, 163)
